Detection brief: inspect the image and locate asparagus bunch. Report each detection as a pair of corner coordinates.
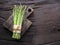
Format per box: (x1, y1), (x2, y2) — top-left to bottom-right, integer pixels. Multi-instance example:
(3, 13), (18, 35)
(12, 5), (27, 39)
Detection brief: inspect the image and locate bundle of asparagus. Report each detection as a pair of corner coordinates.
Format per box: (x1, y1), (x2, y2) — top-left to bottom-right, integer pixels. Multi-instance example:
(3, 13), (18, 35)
(12, 5), (27, 39)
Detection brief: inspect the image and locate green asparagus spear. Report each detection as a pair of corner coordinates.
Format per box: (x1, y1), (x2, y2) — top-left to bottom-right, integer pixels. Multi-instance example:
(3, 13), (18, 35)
(12, 5), (27, 39)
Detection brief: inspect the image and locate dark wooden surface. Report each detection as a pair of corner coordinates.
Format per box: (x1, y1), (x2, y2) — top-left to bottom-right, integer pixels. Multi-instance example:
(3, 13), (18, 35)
(0, 0), (60, 45)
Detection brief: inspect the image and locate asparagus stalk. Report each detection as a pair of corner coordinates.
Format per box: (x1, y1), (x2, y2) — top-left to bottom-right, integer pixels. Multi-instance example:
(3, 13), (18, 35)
(12, 5), (27, 39)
